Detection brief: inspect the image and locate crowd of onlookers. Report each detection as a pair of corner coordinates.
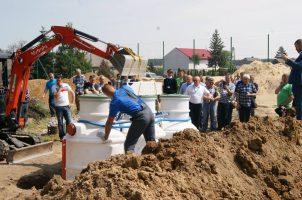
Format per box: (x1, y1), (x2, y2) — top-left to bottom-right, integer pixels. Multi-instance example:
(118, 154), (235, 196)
(42, 67), (295, 138)
(163, 68), (295, 132)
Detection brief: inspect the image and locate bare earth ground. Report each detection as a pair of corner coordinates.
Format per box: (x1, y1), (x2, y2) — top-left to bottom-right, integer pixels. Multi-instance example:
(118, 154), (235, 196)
(0, 142), (61, 200)
(0, 94), (278, 199)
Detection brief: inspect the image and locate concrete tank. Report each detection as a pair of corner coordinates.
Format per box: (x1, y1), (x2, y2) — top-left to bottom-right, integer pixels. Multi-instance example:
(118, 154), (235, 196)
(63, 123), (125, 180)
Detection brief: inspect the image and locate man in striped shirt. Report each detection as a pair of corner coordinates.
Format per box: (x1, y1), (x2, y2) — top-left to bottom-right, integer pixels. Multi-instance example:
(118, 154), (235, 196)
(235, 74), (257, 123)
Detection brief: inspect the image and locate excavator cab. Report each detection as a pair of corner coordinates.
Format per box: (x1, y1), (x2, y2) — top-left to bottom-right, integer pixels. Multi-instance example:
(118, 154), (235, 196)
(0, 52), (53, 163)
(0, 51), (10, 128)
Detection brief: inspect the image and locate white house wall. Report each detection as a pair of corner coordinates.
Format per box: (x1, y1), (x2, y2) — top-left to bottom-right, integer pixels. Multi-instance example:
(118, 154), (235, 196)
(188, 60), (209, 70)
(164, 48), (190, 72)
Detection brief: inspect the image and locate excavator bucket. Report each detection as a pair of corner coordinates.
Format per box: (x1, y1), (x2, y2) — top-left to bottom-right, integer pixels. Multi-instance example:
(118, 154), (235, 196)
(6, 141), (53, 163)
(110, 48), (147, 77)
(0, 132), (53, 164)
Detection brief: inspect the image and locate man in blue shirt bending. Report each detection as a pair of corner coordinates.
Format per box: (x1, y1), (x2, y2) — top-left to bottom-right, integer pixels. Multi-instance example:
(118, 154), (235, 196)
(282, 39), (302, 120)
(102, 84), (157, 153)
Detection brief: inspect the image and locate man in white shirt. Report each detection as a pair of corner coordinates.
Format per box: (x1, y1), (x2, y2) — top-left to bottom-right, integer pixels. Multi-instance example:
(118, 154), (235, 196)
(185, 76), (210, 130)
(52, 75), (75, 140)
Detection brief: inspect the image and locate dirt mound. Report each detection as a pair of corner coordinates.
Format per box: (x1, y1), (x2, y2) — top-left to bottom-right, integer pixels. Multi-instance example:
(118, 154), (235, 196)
(23, 116), (302, 200)
(234, 61), (290, 94)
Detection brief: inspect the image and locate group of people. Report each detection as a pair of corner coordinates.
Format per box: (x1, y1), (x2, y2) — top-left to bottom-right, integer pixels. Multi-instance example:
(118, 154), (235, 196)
(43, 73), (75, 140)
(43, 69), (139, 140)
(163, 69), (259, 131)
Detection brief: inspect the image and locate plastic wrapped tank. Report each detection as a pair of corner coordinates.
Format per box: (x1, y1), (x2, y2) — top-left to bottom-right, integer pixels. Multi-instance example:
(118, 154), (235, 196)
(63, 123), (125, 180)
(141, 95), (157, 114)
(160, 94), (197, 138)
(78, 94), (110, 122)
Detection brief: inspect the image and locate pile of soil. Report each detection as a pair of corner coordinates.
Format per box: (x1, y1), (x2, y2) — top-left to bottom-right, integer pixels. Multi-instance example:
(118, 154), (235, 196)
(234, 61), (290, 94)
(23, 116), (302, 200)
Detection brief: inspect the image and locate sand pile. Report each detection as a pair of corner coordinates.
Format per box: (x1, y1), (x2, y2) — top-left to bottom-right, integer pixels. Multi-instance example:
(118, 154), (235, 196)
(234, 61), (290, 94)
(22, 116), (302, 200)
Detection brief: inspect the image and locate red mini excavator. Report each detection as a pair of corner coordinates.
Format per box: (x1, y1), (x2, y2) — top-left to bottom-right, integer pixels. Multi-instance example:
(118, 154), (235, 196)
(0, 25), (146, 163)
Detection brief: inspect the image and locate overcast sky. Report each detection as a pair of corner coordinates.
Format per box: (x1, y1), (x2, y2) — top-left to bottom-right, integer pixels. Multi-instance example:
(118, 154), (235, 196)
(0, 0), (300, 59)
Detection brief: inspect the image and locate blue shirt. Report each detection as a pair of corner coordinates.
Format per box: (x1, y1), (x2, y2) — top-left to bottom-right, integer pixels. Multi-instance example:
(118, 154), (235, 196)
(179, 82), (193, 94)
(109, 85), (145, 118)
(45, 79), (57, 95)
(287, 52), (302, 86)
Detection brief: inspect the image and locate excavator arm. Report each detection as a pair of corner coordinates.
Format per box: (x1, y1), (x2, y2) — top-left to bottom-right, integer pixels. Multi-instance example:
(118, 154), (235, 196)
(0, 25), (146, 163)
(6, 25), (143, 129)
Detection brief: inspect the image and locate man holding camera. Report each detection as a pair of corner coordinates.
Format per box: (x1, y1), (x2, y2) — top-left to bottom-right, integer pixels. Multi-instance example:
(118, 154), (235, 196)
(217, 74), (235, 129)
(282, 39), (302, 120)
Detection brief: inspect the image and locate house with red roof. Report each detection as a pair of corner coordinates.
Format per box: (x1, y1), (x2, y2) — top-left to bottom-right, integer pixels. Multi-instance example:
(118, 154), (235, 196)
(164, 48), (212, 72)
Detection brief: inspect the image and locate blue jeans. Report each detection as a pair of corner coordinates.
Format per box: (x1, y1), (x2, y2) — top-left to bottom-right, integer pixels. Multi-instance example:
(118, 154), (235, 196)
(55, 106), (72, 139)
(202, 102), (217, 131)
(293, 85), (302, 120)
(49, 95), (56, 117)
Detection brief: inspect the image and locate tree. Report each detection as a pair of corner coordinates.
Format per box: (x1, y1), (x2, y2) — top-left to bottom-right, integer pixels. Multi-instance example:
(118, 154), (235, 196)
(32, 26), (56, 79)
(191, 54), (200, 65)
(54, 45), (92, 78)
(275, 46), (286, 58)
(98, 59), (112, 77)
(209, 29), (225, 69)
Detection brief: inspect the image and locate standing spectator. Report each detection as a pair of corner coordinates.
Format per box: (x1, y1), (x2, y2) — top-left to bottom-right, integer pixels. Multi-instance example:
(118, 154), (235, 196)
(275, 74), (294, 116)
(250, 75), (259, 116)
(84, 75), (100, 94)
(200, 75), (206, 86)
(217, 75), (236, 130)
(235, 74), (257, 123)
(43, 73), (57, 117)
(97, 75), (106, 93)
(202, 78), (219, 132)
(52, 75), (75, 140)
(282, 39), (302, 120)
(72, 69), (86, 112)
(121, 76), (130, 86)
(116, 73), (122, 89)
(179, 75), (193, 94)
(163, 69), (177, 94)
(108, 75), (116, 87)
(235, 72), (245, 85)
(185, 76), (210, 130)
(176, 70), (185, 90)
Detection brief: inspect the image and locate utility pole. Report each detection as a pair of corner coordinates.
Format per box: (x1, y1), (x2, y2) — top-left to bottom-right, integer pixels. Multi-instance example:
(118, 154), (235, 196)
(193, 39), (196, 71)
(230, 37), (233, 72)
(230, 37), (233, 60)
(267, 34), (270, 62)
(137, 43), (140, 56)
(162, 41), (165, 70)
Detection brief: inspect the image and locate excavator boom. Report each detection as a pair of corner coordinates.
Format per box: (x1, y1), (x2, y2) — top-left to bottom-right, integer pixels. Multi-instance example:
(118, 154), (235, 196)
(0, 25), (147, 163)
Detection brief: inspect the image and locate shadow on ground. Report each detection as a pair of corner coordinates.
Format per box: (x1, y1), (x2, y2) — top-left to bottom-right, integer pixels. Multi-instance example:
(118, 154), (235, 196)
(16, 161), (61, 189)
